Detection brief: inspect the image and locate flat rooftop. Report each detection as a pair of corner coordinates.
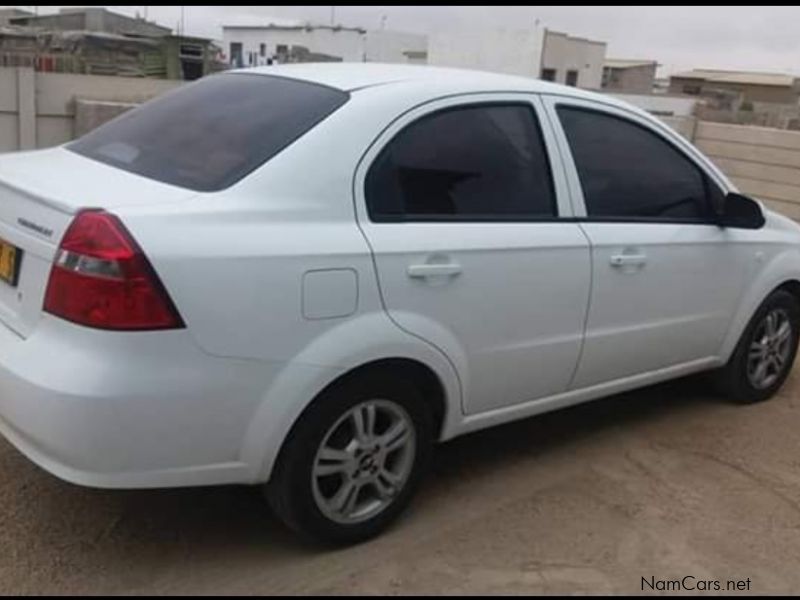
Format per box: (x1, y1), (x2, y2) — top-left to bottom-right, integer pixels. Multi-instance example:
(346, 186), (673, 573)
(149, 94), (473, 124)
(604, 59), (658, 69)
(670, 69), (796, 87)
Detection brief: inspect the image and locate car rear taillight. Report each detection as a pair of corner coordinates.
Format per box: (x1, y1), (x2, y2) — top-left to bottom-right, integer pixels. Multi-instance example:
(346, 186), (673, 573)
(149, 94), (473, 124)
(43, 209), (184, 330)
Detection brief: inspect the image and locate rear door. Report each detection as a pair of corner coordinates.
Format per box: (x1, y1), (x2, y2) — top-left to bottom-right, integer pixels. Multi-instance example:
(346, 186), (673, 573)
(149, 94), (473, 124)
(354, 94), (592, 415)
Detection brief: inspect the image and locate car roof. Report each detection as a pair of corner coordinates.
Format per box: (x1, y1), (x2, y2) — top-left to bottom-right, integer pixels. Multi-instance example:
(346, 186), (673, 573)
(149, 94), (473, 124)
(229, 62), (635, 111)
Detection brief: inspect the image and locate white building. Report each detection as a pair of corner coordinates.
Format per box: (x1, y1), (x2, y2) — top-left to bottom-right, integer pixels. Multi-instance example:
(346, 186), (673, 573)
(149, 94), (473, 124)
(365, 30), (428, 64)
(428, 27), (606, 89)
(221, 20), (427, 67)
(428, 29), (545, 78)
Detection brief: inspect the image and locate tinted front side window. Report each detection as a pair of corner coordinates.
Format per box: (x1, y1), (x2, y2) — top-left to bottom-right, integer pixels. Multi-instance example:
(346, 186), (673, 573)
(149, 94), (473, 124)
(557, 106), (714, 221)
(69, 74), (349, 192)
(366, 104), (556, 221)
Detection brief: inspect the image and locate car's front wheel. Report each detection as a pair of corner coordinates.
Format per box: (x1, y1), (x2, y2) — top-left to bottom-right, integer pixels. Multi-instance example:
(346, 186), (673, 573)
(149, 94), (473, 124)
(265, 369), (434, 545)
(714, 288), (800, 404)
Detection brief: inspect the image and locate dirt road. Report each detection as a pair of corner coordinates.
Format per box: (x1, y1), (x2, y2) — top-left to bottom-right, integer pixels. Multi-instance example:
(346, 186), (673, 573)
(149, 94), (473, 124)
(2, 371), (800, 594)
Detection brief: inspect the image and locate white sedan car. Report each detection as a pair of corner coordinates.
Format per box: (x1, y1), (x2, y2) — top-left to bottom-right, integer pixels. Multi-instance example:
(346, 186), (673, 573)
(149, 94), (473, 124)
(0, 64), (798, 544)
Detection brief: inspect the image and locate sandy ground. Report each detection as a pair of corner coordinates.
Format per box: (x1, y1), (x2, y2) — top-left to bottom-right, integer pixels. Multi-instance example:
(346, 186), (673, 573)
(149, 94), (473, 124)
(2, 369), (800, 595)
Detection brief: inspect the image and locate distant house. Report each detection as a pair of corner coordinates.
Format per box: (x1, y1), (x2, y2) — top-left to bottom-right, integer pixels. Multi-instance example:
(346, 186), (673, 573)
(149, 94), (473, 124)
(221, 20), (427, 67)
(2, 7), (222, 80)
(0, 8), (33, 27)
(428, 29), (545, 79)
(668, 69), (800, 104)
(602, 59), (658, 94)
(428, 27), (606, 90)
(539, 30), (606, 90)
(365, 29), (428, 65)
(9, 7), (171, 37)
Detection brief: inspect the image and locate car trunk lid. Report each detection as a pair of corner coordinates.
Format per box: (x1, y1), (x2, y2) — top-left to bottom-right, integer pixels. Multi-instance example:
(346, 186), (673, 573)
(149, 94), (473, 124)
(0, 146), (197, 338)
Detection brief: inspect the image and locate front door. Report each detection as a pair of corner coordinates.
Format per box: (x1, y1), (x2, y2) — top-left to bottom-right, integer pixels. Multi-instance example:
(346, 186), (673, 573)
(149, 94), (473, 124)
(544, 96), (755, 388)
(354, 95), (592, 415)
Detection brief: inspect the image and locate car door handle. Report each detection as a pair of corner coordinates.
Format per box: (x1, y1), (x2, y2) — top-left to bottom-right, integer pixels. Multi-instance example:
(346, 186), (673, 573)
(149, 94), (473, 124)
(610, 253), (647, 267)
(407, 263), (462, 278)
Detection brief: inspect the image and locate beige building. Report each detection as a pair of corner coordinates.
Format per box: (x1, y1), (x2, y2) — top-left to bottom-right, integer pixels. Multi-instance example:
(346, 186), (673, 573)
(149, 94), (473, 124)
(669, 69), (800, 104)
(539, 30), (606, 89)
(602, 59), (658, 94)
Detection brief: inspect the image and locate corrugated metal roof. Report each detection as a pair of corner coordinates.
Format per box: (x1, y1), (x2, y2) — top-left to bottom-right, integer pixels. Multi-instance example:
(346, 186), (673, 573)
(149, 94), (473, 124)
(604, 59), (658, 69)
(670, 69), (796, 87)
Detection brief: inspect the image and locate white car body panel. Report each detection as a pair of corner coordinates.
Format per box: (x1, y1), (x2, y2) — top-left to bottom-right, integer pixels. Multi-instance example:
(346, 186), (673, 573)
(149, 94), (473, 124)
(569, 221), (757, 388)
(0, 63), (798, 489)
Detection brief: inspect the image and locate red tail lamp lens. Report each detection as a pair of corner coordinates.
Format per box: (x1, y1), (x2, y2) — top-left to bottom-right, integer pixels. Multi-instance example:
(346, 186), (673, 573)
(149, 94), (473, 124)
(43, 210), (184, 330)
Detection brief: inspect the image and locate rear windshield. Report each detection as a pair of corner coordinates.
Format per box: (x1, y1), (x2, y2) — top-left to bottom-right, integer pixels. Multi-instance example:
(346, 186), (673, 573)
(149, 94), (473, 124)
(68, 73), (349, 192)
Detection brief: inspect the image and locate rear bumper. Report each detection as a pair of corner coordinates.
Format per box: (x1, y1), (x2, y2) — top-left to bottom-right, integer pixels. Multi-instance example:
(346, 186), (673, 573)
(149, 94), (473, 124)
(0, 315), (280, 488)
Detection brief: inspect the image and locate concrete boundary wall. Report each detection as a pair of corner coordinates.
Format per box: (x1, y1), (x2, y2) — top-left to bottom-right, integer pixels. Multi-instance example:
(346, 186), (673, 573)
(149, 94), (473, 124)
(0, 66), (181, 153)
(650, 116), (800, 220)
(659, 115), (697, 140)
(692, 121), (800, 220)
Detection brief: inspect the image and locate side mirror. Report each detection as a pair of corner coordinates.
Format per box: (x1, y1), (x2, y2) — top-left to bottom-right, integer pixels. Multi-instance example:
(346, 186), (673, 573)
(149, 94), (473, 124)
(718, 192), (765, 229)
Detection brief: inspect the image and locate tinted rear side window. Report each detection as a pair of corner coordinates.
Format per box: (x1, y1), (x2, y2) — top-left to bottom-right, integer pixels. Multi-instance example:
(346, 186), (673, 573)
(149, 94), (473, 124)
(68, 74), (349, 192)
(366, 104), (556, 221)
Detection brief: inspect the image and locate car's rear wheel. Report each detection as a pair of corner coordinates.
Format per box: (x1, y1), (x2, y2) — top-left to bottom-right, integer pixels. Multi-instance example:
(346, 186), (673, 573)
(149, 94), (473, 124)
(714, 289), (800, 404)
(265, 369), (434, 545)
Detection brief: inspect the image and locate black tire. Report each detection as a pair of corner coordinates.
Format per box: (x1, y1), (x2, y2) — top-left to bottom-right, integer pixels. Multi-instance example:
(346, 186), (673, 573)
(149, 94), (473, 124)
(265, 368), (434, 546)
(713, 289), (800, 404)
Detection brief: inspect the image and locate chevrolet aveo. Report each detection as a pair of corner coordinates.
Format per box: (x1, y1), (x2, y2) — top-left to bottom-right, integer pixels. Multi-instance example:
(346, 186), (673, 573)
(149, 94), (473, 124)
(0, 64), (798, 545)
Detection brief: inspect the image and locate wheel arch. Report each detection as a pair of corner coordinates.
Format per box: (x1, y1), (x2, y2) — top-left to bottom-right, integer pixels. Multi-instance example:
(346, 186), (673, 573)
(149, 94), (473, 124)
(239, 312), (463, 483)
(322, 358), (448, 439)
(775, 279), (800, 305)
(266, 357), (447, 481)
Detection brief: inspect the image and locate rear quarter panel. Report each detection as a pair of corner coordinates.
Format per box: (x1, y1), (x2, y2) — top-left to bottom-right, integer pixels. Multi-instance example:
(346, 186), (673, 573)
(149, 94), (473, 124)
(111, 86), (468, 478)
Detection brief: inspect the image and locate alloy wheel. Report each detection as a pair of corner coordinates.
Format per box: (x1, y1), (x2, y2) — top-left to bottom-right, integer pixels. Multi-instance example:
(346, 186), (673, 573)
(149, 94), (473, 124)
(747, 308), (793, 390)
(311, 399), (416, 525)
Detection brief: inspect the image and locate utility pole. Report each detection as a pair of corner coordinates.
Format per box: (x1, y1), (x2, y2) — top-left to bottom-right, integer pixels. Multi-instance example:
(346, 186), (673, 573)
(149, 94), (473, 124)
(180, 6), (185, 36)
(330, 6), (335, 26)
